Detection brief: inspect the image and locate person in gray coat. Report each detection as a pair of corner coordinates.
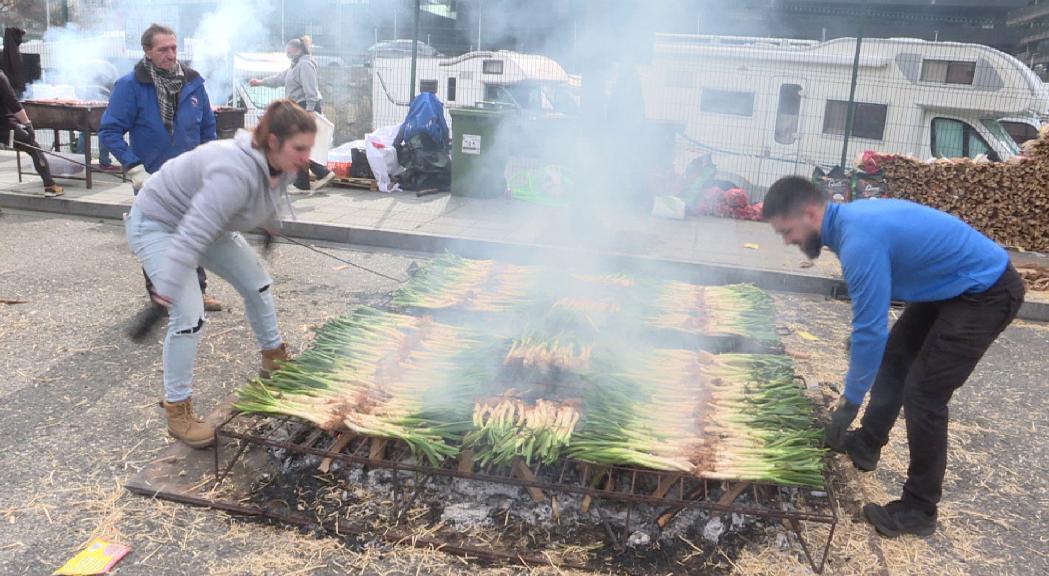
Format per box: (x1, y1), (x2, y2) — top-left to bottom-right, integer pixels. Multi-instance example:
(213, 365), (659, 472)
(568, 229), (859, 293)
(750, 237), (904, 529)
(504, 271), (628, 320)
(125, 100), (317, 448)
(250, 36), (333, 192)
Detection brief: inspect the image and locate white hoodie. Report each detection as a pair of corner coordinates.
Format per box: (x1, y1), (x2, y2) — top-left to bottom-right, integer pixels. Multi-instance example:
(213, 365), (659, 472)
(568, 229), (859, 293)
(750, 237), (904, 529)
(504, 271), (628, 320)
(133, 131), (295, 298)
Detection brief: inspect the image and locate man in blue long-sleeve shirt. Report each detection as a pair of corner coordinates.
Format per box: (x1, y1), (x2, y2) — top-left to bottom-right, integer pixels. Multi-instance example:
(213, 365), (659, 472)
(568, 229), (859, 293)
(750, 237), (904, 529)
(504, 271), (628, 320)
(763, 176), (1024, 538)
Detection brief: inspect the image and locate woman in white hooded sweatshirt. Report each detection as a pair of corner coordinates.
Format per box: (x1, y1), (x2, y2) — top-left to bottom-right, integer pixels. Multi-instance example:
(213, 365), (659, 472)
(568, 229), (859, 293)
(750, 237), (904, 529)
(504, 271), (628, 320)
(126, 99), (316, 448)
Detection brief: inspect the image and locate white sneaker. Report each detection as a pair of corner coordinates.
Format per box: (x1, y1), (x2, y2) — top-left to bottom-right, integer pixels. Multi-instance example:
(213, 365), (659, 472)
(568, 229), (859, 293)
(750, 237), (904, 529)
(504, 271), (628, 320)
(311, 171), (336, 191)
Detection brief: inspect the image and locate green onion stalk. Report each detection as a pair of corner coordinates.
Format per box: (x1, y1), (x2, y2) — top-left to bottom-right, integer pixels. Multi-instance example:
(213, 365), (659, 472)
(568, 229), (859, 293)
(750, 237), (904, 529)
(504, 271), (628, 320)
(642, 282), (780, 346)
(392, 253), (538, 312)
(235, 307), (487, 465)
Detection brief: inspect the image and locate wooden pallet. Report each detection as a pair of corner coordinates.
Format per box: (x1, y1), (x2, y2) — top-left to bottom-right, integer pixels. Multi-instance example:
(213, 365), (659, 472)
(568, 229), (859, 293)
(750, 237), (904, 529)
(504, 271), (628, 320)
(330, 176), (379, 191)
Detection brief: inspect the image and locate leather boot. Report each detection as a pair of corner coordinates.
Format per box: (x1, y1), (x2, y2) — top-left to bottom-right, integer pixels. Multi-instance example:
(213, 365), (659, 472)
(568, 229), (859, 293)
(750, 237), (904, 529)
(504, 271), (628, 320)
(260, 342), (290, 378)
(161, 398), (214, 448)
(202, 294), (223, 312)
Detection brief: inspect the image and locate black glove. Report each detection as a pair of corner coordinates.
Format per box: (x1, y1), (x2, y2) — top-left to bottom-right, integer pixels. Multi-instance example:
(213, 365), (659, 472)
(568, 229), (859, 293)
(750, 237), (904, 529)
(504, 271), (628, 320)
(18, 122), (35, 141)
(823, 397), (860, 452)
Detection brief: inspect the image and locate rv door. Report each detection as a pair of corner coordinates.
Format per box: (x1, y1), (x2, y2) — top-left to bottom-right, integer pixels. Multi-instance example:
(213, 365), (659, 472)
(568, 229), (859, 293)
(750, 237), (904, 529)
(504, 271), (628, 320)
(760, 80), (806, 186)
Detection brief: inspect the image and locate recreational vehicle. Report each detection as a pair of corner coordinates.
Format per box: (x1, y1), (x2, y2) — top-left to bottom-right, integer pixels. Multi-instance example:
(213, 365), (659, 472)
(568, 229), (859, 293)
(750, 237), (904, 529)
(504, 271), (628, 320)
(641, 34), (1049, 194)
(371, 50), (578, 129)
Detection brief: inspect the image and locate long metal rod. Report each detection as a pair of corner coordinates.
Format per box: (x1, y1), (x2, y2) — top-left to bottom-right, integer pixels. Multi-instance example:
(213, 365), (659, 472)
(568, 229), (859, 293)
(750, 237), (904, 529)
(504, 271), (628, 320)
(14, 139), (128, 183)
(267, 232), (407, 283)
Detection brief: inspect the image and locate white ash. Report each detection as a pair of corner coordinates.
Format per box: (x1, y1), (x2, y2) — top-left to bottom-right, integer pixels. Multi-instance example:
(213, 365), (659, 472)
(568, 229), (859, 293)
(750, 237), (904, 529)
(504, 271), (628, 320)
(703, 516), (725, 543)
(441, 502), (495, 528)
(627, 530), (651, 547)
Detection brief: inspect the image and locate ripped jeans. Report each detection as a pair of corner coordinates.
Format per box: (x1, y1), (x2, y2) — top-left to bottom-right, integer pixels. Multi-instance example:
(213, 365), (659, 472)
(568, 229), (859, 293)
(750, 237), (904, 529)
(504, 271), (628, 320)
(125, 205), (282, 402)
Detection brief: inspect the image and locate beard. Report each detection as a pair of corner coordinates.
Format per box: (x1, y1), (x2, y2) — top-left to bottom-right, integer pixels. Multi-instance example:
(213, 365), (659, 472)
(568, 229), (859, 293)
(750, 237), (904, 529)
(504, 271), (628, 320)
(800, 231), (822, 259)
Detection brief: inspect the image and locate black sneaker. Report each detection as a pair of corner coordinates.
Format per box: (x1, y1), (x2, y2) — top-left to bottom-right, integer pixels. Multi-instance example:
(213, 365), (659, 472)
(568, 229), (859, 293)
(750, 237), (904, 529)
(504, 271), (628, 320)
(863, 500), (937, 538)
(844, 431), (880, 472)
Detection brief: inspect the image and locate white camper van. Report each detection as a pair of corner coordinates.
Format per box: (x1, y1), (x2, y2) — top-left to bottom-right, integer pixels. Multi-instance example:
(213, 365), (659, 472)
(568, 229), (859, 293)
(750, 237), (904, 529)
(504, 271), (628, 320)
(371, 50), (578, 129)
(641, 34), (1049, 193)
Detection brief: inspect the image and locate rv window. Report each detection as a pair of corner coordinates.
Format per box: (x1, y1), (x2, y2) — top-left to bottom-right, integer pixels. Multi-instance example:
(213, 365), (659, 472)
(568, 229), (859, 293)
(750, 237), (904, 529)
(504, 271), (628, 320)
(775, 84), (803, 145)
(931, 118), (997, 160)
(700, 88), (754, 117)
(483, 59), (504, 75)
(447, 77), (457, 102)
(996, 120), (1035, 149)
(822, 100), (887, 140)
(420, 80), (438, 94)
(920, 60), (976, 85)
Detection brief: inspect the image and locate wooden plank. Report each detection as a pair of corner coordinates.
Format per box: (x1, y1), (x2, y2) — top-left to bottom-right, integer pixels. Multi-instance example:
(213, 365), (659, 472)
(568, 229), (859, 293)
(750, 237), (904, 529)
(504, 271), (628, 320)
(331, 177), (379, 191)
(580, 467), (611, 513)
(656, 481), (752, 528)
(457, 448), (475, 474)
(510, 457), (546, 503)
(717, 482), (751, 506)
(317, 431), (355, 473)
(651, 474), (678, 500)
(369, 437), (389, 461)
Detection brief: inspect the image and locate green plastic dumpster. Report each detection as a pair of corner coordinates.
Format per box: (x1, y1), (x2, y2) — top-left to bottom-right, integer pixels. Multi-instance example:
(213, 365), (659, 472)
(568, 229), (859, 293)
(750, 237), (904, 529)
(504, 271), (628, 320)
(450, 105), (516, 198)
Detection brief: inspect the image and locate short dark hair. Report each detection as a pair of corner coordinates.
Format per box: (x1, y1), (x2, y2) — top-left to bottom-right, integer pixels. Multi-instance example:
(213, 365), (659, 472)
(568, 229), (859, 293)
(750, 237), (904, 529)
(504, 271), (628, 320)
(762, 176), (828, 220)
(141, 23), (176, 50)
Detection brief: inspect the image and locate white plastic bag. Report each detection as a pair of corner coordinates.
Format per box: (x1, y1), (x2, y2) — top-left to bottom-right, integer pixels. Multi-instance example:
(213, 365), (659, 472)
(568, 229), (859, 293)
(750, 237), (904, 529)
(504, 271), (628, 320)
(310, 113), (335, 164)
(47, 152), (87, 177)
(651, 195), (686, 220)
(365, 124), (404, 193)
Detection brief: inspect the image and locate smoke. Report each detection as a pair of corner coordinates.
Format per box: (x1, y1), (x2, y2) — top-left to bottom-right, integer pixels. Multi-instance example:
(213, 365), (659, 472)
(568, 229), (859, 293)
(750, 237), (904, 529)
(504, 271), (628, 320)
(187, 0), (275, 105)
(23, 24), (127, 99)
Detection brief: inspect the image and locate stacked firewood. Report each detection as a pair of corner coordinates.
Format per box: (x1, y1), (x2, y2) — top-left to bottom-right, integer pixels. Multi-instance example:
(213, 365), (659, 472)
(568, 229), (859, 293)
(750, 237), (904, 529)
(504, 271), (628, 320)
(866, 126), (1049, 252)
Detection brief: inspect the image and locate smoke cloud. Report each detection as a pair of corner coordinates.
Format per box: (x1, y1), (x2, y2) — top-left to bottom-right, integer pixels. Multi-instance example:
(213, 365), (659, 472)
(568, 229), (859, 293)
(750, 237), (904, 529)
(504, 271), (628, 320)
(187, 0), (275, 105)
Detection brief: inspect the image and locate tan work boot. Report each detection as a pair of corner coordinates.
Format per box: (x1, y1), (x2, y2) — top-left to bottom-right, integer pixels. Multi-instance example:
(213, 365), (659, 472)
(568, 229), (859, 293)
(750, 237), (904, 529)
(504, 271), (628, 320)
(202, 294), (223, 312)
(260, 342), (291, 378)
(161, 398), (215, 448)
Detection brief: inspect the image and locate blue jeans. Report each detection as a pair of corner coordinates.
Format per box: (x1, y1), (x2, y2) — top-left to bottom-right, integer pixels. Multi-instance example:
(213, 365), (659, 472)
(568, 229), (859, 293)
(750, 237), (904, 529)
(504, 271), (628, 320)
(76, 132), (112, 166)
(125, 205), (282, 402)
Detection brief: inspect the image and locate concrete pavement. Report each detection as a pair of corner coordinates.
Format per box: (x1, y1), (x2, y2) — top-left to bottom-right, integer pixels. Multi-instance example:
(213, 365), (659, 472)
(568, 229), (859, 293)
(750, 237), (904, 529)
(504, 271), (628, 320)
(2, 149), (1047, 320)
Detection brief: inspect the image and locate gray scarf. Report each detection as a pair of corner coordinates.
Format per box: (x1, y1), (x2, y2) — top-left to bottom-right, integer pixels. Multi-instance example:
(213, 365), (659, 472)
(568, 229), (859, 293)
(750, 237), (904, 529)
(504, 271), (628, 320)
(144, 58), (184, 134)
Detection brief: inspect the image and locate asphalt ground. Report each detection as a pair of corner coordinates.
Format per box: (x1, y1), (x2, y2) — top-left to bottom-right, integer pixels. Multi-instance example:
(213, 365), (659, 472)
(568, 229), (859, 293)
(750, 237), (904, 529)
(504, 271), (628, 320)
(0, 209), (1045, 575)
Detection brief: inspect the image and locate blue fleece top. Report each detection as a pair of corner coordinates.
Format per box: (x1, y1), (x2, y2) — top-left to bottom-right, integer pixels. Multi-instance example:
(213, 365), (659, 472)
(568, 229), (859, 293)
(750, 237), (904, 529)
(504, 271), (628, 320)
(99, 62), (217, 174)
(821, 199), (1008, 405)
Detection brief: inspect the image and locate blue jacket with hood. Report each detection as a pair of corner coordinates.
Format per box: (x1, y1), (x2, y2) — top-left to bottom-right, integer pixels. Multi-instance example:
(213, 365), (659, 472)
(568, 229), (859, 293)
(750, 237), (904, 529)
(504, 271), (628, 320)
(99, 60), (217, 173)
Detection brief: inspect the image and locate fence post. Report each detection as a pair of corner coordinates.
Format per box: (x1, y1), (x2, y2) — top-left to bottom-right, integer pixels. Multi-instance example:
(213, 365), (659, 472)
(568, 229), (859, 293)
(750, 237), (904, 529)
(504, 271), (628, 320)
(409, 0), (422, 102)
(840, 0), (870, 170)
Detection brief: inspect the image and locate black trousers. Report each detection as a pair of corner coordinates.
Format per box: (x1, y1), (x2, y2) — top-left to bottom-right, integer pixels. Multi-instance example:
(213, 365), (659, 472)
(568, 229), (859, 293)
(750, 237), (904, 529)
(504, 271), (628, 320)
(854, 264), (1024, 514)
(293, 101), (330, 189)
(4, 125), (55, 186)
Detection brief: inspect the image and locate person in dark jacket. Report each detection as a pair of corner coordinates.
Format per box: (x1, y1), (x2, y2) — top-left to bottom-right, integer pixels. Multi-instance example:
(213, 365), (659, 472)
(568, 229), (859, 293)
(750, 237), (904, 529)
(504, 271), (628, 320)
(99, 23), (222, 311)
(249, 36), (333, 192)
(1, 27), (27, 96)
(762, 176), (1024, 539)
(0, 70), (62, 197)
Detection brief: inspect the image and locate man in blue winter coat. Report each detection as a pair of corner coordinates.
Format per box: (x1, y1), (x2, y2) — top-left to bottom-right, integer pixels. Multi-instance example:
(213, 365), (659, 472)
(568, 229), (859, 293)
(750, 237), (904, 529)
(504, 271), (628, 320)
(763, 176), (1024, 539)
(100, 23), (222, 311)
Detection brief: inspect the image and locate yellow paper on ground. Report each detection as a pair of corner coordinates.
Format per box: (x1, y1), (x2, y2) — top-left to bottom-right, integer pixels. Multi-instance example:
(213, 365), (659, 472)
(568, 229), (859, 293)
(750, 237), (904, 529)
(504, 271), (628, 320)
(797, 330), (820, 341)
(53, 538), (130, 575)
